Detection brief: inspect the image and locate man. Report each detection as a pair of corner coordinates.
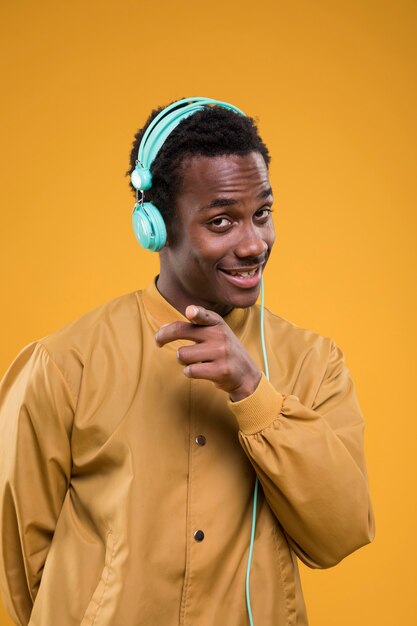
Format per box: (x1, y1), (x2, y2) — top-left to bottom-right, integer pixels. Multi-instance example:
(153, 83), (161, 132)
(0, 97), (374, 625)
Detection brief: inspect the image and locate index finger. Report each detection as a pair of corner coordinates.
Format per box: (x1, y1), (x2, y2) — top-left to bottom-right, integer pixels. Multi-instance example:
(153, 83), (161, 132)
(155, 320), (205, 347)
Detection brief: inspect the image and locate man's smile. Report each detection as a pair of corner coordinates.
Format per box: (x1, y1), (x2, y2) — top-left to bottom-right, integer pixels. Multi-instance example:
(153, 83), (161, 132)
(217, 264), (263, 288)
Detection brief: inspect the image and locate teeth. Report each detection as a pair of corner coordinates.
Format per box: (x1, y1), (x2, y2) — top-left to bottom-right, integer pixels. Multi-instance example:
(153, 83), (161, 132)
(227, 269), (257, 277)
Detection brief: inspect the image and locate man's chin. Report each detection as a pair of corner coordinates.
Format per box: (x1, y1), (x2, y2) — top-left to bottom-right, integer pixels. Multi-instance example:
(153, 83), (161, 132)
(226, 288), (261, 310)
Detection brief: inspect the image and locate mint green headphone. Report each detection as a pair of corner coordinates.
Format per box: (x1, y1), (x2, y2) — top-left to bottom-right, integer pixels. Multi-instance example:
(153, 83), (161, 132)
(130, 97), (246, 251)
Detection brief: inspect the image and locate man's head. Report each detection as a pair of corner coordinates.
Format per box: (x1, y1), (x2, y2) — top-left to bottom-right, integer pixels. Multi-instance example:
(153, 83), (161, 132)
(128, 102), (271, 227)
(128, 100), (275, 315)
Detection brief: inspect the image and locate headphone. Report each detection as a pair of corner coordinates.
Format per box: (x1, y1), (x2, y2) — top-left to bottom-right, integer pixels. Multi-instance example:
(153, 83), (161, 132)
(130, 97), (246, 252)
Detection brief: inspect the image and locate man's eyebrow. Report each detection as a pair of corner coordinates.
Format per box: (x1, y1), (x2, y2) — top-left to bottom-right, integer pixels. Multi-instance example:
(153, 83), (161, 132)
(257, 186), (273, 200)
(199, 198), (237, 211)
(199, 187), (273, 211)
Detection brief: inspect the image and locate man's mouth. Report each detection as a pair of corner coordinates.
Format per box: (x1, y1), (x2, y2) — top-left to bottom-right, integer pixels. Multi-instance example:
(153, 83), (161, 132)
(218, 265), (263, 288)
(220, 268), (259, 278)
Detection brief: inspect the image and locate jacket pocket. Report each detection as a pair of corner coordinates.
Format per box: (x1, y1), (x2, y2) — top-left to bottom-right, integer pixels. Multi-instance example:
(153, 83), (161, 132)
(80, 530), (115, 626)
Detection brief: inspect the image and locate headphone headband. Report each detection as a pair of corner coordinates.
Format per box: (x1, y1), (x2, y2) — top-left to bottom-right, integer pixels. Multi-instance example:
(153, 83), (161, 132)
(131, 97), (246, 191)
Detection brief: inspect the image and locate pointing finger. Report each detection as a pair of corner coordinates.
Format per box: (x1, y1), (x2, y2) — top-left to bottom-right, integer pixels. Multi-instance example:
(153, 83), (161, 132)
(155, 321), (203, 347)
(155, 307), (224, 347)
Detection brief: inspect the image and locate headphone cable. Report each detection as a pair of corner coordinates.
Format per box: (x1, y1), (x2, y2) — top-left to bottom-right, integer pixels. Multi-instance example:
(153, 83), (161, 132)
(245, 276), (270, 625)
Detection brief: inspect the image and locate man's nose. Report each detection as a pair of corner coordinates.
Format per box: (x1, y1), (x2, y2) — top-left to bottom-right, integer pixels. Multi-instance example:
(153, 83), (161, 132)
(234, 225), (268, 259)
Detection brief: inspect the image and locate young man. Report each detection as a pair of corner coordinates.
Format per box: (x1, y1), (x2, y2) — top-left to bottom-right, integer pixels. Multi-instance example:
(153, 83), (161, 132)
(0, 98), (374, 625)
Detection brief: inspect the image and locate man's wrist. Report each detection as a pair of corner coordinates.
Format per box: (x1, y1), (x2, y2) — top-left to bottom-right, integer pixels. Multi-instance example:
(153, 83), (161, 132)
(227, 374), (284, 434)
(229, 370), (262, 403)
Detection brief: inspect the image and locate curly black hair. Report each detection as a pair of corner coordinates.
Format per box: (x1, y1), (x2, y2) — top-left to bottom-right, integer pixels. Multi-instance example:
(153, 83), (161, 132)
(127, 101), (271, 225)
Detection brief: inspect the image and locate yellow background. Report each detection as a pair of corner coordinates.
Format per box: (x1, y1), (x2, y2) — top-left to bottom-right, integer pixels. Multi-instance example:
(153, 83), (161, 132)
(1, 1), (416, 624)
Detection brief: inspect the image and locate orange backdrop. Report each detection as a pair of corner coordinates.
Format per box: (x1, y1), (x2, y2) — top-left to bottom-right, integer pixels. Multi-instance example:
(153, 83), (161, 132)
(1, 1), (416, 624)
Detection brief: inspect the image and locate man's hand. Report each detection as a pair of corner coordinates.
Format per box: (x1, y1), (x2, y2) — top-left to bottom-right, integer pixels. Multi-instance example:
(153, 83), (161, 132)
(155, 305), (262, 402)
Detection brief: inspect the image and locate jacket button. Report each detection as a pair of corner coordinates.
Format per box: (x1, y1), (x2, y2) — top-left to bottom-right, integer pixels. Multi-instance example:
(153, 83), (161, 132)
(194, 530), (205, 542)
(195, 435), (206, 446)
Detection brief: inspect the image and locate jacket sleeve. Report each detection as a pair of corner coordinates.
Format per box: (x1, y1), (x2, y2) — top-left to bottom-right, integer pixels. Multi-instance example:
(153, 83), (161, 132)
(0, 342), (74, 625)
(228, 340), (375, 569)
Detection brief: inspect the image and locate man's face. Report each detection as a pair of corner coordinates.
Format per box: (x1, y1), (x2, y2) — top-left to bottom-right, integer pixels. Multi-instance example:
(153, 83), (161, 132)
(157, 151), (275, 317)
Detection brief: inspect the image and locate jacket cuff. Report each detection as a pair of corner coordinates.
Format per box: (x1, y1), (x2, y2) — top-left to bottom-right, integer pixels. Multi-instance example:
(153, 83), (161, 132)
(227, 373), (283, 435)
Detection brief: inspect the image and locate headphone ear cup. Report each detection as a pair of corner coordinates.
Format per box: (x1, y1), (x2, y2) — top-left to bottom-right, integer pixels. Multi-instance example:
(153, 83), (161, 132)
(144, 202), (167, 251)
(132, 202), (167, 252)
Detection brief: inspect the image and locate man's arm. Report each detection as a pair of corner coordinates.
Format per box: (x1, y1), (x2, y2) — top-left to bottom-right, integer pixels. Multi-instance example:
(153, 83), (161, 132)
(0, 342), (74, 625)
(156, 305), (375, 569)
(230, 341), (375, 568)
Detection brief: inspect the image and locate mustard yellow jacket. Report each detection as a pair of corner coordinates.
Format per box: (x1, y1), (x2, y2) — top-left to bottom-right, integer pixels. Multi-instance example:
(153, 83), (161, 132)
(0, 280), (374, 625)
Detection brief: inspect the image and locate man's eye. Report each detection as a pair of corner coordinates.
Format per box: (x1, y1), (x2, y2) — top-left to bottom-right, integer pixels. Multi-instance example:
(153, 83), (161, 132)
(255, 208), (273, 221)
(208, 217), (232, 229)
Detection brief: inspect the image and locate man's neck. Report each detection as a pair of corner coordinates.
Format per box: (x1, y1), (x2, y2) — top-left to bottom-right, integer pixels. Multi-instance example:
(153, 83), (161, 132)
(155, 273), (234, 318)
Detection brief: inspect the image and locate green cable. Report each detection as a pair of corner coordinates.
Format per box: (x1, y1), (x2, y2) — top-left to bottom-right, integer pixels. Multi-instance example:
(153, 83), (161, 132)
(245, 477), (259, 626)
(245, 277), (270, 625)
(259, 276), (270, 380)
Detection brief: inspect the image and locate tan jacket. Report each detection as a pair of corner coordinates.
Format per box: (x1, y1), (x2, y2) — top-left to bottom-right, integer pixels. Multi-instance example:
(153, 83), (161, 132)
(0, 280), (374, 625)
